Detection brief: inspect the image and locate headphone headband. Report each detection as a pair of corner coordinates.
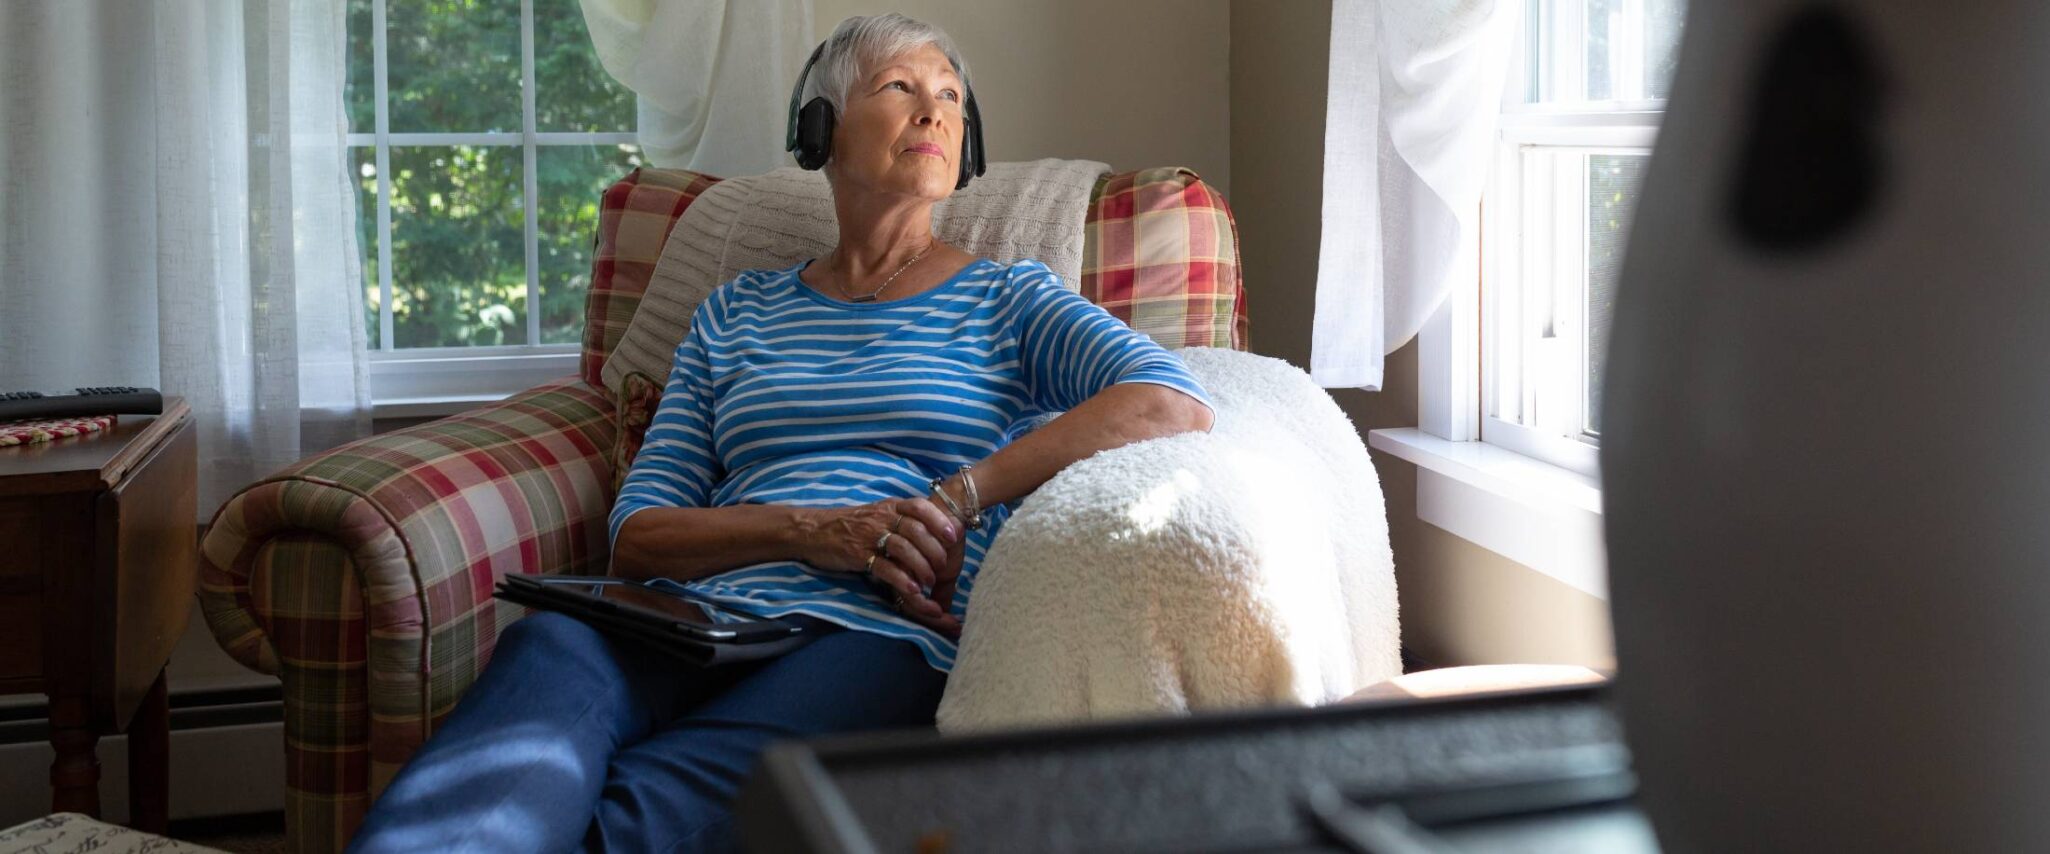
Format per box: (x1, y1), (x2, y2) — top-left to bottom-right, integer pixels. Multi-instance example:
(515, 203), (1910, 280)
(785, 40), (830, 154)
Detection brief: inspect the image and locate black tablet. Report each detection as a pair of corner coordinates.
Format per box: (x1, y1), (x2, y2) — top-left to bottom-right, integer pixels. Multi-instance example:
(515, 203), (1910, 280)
(502, 574), (803, 645)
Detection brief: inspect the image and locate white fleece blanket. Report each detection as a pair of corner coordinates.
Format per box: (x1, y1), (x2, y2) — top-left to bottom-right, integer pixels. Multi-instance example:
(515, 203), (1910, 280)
(936, 348), (1402, 733)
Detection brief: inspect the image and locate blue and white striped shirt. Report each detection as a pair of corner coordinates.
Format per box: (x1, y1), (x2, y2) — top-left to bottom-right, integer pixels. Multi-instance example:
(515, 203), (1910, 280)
(607, 257), (1213, 672)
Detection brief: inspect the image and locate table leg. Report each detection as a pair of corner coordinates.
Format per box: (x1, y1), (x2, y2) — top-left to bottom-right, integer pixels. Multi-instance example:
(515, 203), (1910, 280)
(128, 668), (170, 834)
(48, 695), (101, 818)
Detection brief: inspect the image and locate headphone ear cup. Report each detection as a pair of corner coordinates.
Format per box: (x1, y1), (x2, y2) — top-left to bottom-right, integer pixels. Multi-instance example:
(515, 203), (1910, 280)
(955, 129), (974, 190)
(955, 95), (985, 190)
(970, 99), (987, 177)
(795, 97), (835, 170)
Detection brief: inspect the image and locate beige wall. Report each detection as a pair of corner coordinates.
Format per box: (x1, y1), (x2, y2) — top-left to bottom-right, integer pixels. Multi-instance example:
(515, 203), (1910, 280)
(812, 0), (1232, 194)
(1228, 0), (1612, 669)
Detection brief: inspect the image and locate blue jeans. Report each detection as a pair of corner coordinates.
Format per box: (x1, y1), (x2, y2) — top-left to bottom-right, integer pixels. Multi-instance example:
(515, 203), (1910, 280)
(345, 611), (948, 853)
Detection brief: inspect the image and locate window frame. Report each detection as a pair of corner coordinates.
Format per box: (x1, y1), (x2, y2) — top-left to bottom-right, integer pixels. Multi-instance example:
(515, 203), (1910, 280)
(1477, 109), (1657, 477)
(353, 0), (634, 410)
(1389, 0), (1682, 601)
(1420, 2), (1669, 480)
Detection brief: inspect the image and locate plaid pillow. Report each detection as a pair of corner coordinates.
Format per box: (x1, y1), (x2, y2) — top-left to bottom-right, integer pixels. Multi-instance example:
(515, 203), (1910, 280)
(579, 168), (723, 389)
(1080, 168), (1247, 351)
(601, 166), (1249, 482)
(610, 369), (665, 496)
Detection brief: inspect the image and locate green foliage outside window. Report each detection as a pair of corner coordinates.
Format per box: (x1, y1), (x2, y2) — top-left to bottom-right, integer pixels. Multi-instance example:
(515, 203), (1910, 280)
(346, 0), (642, 349)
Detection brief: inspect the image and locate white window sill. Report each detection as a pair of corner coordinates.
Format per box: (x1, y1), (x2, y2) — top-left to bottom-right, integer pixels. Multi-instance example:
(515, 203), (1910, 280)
(1367, 428), (1609, 600)
(371, 396), (514, 420)
(369, 347), (580, 420)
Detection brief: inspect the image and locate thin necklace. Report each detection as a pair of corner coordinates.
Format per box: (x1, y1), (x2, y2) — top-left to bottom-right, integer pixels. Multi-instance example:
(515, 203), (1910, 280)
(835, 239), (936, 303)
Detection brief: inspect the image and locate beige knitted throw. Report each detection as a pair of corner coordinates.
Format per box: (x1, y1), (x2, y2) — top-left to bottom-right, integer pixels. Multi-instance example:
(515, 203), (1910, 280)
(602, 158), (1111, 396)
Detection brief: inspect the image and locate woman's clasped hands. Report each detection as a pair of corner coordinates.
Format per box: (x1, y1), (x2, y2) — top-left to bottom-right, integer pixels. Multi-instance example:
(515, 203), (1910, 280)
(799, 496), (965, 638)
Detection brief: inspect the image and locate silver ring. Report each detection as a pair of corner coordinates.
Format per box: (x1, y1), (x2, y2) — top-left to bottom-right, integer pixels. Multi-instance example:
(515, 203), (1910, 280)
(873, 530), (894, 552)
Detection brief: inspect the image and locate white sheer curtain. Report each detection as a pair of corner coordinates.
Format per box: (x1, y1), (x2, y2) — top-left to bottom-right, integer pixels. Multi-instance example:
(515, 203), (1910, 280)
(1311, 0), (1519, 390)
(578, 0), (814, 177)
(0, 0), (371, 519)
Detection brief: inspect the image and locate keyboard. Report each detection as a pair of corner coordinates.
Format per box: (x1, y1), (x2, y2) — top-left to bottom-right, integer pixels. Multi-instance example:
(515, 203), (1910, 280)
(0, 387), (165, 421)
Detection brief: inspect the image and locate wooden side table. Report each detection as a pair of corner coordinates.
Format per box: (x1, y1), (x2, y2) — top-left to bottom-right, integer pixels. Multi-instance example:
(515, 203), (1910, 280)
(0, 398), (195, 834)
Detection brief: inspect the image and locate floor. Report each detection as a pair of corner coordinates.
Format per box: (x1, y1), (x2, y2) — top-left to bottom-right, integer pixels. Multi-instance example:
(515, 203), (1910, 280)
(130, 652), (1433, 852)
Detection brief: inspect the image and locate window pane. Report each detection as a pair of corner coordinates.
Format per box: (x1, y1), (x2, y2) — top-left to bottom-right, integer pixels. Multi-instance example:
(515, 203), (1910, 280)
(533, 0), (636, 132)
(346, 0), (374, 133)
(389, 145), (526, 348)
(1644, 0), (1685, 99)
(352, 147), (382, 349)
(537, 145), (645, 344)
(1584, 153), (1648, 435)
(386, 0), (521, 133)
(1528, 0), (1686, 103)
(1500, 147), (1587, 434)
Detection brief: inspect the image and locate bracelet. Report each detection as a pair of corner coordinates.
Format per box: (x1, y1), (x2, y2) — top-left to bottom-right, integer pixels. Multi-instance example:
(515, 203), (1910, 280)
(928, 472), (984, 531)
(959, 466), (981, 518)
(956, 465), (985, 528)
(928, 478), (974, 529)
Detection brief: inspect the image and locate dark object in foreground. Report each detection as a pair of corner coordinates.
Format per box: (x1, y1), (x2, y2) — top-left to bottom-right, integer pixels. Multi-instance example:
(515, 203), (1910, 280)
(0, 387), (163, 422)
(736, 683), (1655, 853)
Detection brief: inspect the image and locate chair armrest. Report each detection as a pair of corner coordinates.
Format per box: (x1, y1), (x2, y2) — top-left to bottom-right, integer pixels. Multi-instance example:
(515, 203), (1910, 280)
(938, 349), (1401, 732)
(198, 376), (616, 674)
(196, 376), (615, 852)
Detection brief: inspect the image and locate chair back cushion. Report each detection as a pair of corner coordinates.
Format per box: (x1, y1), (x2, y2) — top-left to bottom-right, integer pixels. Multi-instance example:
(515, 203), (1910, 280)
(601, 158), (1112, 399)
(577, 167), (722, 388)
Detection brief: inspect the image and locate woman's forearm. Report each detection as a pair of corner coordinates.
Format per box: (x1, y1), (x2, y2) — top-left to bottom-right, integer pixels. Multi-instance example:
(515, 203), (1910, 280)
(614, 385), (1208, 580)
(611, 503), (820, 583)
(944, 383), (1213, 512)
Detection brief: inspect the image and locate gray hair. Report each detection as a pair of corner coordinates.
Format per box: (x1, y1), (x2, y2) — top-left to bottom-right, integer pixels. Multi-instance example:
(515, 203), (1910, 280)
(803, 14), (971, 116)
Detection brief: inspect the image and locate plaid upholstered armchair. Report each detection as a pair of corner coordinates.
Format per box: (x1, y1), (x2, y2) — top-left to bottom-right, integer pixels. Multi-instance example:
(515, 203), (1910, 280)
(197, 164), (1245, 852)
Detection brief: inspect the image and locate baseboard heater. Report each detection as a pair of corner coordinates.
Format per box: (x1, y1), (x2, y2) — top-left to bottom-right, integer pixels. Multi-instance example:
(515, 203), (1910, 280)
(0, 685), (286, 825)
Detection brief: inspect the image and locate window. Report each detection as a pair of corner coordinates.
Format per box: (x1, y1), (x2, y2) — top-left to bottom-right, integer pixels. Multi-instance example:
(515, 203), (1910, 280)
(1479, 0), (1685, 476)
(346, 0), (642, 403)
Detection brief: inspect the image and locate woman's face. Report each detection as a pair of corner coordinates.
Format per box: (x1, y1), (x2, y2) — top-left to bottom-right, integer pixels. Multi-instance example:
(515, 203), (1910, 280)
(826, 43), (965, 204)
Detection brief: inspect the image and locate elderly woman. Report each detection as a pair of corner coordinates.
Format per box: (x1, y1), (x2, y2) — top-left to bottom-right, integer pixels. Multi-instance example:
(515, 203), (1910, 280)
(348, 13), (1212, 853)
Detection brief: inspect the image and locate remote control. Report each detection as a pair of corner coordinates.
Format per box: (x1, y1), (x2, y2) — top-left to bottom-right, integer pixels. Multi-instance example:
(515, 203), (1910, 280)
(0, 387), (165, 422)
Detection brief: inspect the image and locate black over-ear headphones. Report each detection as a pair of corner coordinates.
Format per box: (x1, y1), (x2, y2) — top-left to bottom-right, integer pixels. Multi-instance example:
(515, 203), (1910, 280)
(785, 38), (987, 190)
